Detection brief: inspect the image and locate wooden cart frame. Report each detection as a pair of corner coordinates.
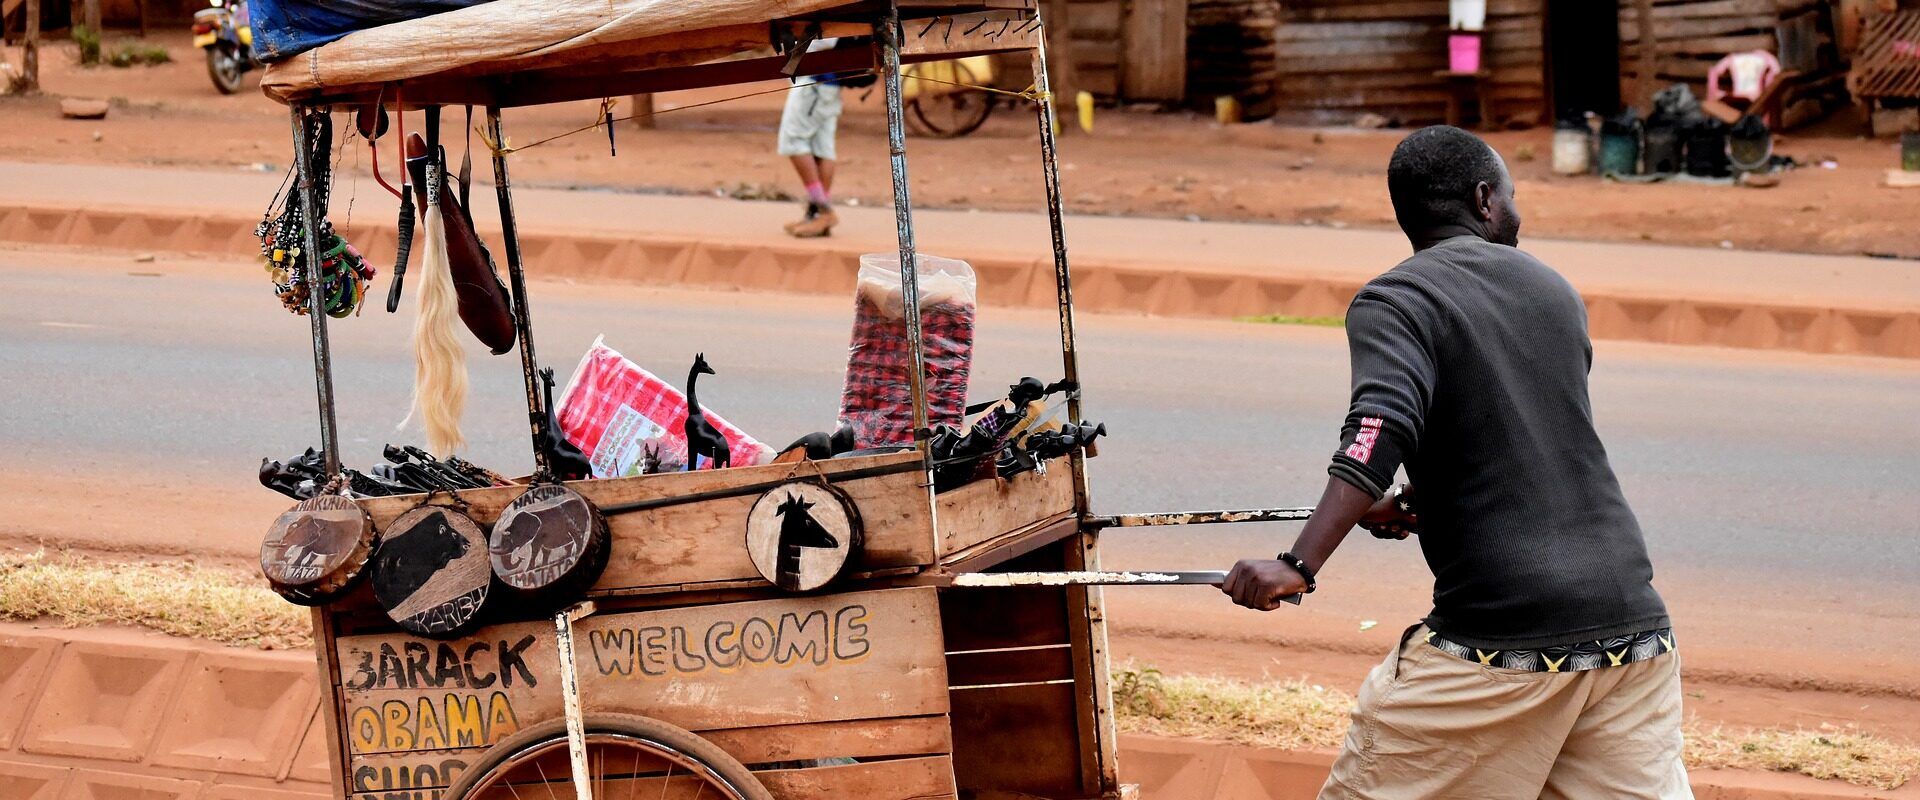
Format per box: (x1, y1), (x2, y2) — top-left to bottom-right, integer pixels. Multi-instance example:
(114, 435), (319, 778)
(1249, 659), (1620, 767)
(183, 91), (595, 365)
(270, 2), (1171, 798)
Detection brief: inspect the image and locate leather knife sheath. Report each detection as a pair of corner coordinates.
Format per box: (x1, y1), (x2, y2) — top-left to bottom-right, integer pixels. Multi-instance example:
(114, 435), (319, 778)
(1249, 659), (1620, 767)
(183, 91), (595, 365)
(405, 133), (517, 355)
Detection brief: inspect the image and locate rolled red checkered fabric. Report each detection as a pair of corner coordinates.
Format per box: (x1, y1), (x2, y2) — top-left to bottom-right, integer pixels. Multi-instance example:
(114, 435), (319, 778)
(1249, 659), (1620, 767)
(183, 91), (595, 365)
(837, 255), (977, 448)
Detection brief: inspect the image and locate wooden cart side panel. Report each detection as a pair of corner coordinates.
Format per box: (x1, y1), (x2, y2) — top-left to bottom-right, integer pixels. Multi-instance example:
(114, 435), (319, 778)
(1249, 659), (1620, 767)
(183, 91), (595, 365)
(1064, 529), (1120, 797)
(347, 756), (958, 800)
(703, 714), (953, 764)
(949, 682), (1084, 799)
(346, 756), (957, 800)
(947, 645), (1074, 687)
(939, 584), (1072, 652)
(330, 588), (946, 761)
(758, 755), (957, 799)
(344, 715), (954, 794)
(939, 541), (1089, 798)
(354, 452), (934, 592)
(312, 607), (353, 798)
(934, 456), (1075, 560)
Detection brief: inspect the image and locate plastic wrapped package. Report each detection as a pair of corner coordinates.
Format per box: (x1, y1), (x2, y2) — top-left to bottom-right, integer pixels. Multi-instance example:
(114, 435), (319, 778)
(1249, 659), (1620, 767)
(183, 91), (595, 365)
(838, 254), (977, 448)
(555, 336), (776, 477)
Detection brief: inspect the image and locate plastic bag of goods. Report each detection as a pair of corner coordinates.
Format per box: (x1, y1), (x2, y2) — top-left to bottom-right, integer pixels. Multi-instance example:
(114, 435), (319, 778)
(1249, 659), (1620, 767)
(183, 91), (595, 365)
(556, 336), (775, 476)
(838, 253), (977, 448)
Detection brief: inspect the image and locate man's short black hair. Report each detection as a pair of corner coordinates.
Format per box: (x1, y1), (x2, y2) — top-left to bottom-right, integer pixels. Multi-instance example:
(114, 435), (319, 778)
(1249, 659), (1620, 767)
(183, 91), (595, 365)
(1387, 125), (1506, 231)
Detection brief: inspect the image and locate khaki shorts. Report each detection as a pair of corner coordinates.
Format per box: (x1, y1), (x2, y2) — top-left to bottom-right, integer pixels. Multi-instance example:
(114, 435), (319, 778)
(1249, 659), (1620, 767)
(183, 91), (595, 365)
(777, 81), (842, 160)
(1320, 626), (1692, 800)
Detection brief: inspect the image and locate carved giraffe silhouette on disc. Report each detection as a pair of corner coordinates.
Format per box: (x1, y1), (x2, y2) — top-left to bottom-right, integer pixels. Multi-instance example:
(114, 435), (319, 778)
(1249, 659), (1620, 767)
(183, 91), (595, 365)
(773, 494), (840, 590)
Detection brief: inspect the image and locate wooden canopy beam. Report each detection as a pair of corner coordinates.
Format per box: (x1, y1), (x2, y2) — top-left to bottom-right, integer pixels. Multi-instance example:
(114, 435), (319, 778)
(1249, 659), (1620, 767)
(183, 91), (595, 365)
(288, 9), (1037, 109)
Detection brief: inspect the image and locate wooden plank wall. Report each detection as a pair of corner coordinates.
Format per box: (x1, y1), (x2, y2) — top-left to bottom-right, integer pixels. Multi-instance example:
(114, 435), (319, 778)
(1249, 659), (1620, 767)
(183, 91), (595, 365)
(1067, 0), (1125, 98)
(1123, 0), (1189, 100)
(1189, 0), (1280, 116)
(1062, 0), (1280, 113)
(1272, 0), (1547, 126)
(1617, 0), (1847, 126)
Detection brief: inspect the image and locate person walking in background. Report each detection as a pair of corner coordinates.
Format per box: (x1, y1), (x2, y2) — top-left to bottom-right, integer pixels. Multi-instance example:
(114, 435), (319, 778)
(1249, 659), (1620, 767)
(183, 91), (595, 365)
(778, 69), (844, 238)
(1223, 125), (1689, 799)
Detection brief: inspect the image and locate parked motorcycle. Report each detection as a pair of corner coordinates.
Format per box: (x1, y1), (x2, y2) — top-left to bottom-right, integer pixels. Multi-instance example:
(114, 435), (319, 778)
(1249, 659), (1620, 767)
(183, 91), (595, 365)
(191, 0), (255, 94)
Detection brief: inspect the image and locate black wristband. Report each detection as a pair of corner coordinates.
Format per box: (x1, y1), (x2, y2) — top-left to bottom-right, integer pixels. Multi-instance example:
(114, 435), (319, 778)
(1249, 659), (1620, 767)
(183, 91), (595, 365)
(1277, 551), (1317, 593)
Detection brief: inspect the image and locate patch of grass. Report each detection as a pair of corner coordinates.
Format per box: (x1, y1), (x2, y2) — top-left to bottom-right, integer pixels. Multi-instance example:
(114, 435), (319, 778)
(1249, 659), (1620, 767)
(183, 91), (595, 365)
(1112, 664), (1351, 752)
(0, 551), (309, 649)
(1235, 314), (1345, 327)
(107, 42), (172, 67)
(1687, 725), (1919, 791)
(1113, 663), (1917, 791)
(72, 26), (102, 66)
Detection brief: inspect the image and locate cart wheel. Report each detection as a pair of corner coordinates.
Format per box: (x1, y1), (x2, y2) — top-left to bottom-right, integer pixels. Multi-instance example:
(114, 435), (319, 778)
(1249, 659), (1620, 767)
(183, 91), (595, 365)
(444, 714), (772, 800)
(907, 60), (994, 138)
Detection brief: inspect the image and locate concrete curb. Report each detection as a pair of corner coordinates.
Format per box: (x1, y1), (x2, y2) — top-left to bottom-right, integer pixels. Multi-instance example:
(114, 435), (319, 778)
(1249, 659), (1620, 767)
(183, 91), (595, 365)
(0, 627), (330, 799)
(2, 623), (1911, 799)
(1117, 735), (1920, 800)
(2, 202), (1915, 360)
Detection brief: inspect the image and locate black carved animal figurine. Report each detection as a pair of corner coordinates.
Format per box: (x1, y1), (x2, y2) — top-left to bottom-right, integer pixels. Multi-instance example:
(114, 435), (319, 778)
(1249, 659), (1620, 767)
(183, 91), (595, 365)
(538, 367), (593, 480)
(683, 353), (730, 471)
(372, 512), (470, 608)
(773, 494), (840, 590)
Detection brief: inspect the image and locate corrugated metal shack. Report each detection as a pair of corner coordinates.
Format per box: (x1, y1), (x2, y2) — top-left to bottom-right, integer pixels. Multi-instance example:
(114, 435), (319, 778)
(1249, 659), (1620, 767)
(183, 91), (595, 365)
(1270, 0), (1547, 126)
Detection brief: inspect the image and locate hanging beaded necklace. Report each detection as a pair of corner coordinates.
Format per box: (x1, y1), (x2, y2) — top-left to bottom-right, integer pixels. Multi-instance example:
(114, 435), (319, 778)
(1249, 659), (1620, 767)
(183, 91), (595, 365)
(256, 110), (377, 318)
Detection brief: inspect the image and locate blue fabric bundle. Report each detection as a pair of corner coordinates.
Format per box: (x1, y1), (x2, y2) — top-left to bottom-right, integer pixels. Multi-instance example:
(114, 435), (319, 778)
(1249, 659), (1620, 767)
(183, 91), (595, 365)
(251, 0), (495, 62)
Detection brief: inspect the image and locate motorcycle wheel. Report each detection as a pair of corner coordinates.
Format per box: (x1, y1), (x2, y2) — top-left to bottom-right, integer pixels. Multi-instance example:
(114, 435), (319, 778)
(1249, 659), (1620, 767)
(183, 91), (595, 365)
(207, 46), (244, 95)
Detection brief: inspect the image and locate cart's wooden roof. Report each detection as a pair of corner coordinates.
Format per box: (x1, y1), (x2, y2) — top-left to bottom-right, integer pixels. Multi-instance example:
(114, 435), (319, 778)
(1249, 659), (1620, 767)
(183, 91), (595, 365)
(261, 0), (1039, 108)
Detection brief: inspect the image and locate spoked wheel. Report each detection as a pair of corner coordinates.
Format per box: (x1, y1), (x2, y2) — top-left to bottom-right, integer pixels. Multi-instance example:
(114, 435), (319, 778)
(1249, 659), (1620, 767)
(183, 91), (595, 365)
(906, 60), (994, 138)
(444, 714), (772, 800)
(207, 45), (244, 94)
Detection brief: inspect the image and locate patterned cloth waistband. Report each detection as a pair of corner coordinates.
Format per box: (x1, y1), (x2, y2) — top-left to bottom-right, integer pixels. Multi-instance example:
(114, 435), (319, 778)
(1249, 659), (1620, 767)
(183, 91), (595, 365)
(1426, 627), (1676, 674)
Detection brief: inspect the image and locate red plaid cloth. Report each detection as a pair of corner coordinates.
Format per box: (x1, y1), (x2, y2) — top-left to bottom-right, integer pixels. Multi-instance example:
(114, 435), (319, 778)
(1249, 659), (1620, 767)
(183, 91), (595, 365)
(838, 298), (975, 447)
(556, 337), (775, 475)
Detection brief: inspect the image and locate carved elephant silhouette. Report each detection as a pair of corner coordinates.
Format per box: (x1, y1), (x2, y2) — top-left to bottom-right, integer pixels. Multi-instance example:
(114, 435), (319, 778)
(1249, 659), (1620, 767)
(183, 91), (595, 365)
(494, 499), (591, 557)
(280, 515), (348, 556)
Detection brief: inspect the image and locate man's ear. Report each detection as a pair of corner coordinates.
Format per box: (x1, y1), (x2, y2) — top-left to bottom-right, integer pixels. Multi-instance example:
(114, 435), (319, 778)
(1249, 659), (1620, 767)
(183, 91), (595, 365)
(1473, 181), (1495, 222)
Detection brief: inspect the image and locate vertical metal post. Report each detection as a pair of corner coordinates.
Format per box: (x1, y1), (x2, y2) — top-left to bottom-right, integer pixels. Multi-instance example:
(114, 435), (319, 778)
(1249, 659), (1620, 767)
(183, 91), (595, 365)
(486, 106), (551, 479)
(553, 601), (596, 800)
(1032, 18), (1118, 798)
(877, 4), (934, 477)
(1030, 20), (1089, 515)
(290, 106), (342, 477)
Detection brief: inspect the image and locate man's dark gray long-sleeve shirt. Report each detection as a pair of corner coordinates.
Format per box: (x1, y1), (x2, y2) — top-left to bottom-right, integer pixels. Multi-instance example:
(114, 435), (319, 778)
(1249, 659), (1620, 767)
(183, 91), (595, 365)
(1329, 236), (1669, 651)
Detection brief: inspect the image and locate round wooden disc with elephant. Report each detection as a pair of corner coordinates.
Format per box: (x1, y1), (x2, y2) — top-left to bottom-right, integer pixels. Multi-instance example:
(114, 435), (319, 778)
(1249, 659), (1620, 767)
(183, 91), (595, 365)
(489, 483), (611, 598)
(260, 493), (375, 605)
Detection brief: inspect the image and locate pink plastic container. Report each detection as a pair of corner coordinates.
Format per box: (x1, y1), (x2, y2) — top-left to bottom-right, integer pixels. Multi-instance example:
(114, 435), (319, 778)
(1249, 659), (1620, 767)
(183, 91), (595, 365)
(1448, 33), (1482, 74)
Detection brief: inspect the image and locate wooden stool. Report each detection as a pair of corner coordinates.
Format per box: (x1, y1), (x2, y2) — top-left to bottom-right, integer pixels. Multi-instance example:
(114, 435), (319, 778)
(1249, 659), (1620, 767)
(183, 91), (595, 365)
(1435, 70), (1494, 129)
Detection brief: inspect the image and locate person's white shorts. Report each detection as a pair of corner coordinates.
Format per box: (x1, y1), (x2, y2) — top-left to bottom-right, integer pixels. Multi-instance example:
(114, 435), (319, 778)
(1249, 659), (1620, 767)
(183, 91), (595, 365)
(777, 82), (843, 161)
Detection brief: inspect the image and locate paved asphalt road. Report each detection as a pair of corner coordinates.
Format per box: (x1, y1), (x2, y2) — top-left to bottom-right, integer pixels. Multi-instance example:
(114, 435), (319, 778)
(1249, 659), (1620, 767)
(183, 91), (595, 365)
(3, 244), (1917, 695)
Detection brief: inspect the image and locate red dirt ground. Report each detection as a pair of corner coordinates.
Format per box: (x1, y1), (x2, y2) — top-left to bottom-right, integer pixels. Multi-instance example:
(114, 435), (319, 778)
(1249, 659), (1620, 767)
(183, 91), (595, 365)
(2, 32), (1917, 260)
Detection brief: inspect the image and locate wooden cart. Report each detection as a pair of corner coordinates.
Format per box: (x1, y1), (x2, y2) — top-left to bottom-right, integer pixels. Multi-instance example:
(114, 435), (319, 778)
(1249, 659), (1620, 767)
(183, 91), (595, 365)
(260, 2), (1153, 798)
